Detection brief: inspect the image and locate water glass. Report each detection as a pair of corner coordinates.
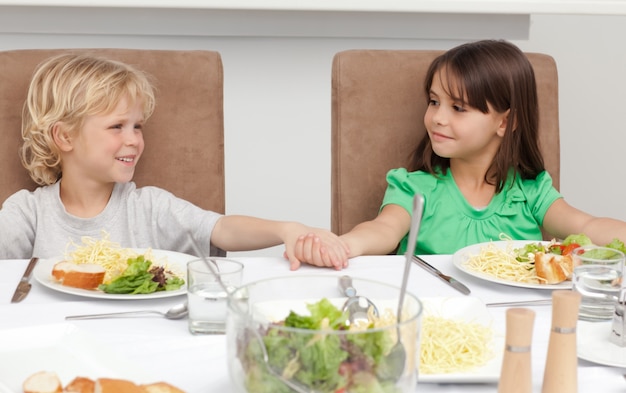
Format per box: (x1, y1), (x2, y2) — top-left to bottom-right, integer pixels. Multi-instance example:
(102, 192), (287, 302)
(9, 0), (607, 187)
(187, 258), (244, 334)
(571, 246), (625, 321)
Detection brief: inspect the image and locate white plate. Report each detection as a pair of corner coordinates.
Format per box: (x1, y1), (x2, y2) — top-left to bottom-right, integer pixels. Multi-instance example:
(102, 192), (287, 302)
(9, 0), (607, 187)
(0, 323), (150, 391)
(253, 296), (502, 383)
(419, 297), (503, 383)
(578, 321), (626, 367)
(452, 241), (572, 290)
(33, 248), (195, 299)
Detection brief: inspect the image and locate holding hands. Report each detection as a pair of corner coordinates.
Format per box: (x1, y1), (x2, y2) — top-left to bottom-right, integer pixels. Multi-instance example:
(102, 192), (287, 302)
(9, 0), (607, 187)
(284, 228), (350, 271)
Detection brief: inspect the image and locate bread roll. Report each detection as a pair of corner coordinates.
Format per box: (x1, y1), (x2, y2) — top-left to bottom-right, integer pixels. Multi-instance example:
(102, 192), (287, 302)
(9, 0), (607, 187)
(52, 262), (106, 290)
(141, 382), (186, 393)
(23, 372), (185, 393)
(23, 371), (63, 393)
(535, 252), (573, 284)
(65, 376), (95, 393)
(94, 378), (144, 393)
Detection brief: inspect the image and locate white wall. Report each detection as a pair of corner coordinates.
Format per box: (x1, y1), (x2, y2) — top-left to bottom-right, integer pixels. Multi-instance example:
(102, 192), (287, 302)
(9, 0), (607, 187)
(1, 6), (625, 257)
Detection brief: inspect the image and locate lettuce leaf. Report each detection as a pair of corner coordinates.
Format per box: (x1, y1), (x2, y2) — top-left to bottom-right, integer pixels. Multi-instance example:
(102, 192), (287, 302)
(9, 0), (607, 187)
(562, 233), (593, 246)
(164, 276), (185, 291)
(285, 298), (348, 330)
(606, 238), (626, 255)
(98, 255), (184, 294)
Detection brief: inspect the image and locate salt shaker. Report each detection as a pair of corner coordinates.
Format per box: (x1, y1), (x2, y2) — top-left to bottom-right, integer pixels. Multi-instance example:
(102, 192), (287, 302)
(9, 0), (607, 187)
(498, 308), (536, 393)
(610, 287), (626, 347)
(541, 290), (581, 393)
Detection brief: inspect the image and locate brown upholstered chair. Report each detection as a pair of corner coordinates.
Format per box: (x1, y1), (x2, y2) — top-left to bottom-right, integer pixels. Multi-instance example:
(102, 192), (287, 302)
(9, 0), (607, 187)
(0, 49), (225, 215)
(331, 49), (560, 237)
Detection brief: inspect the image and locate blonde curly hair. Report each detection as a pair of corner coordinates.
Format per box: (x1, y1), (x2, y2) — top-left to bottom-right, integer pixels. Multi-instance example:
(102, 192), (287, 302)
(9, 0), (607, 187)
(20, 53), (156, 185)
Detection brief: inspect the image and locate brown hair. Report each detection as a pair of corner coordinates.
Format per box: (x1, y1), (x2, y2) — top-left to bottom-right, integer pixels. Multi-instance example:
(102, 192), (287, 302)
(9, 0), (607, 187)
(20, 53), (156, 185)
(409, 39), (545, 192)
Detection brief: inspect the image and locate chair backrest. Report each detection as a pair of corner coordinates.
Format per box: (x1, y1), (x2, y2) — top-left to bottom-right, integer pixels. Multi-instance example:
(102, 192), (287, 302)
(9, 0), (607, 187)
(331, 49), (560, 235)
(0, 49), (225, 214)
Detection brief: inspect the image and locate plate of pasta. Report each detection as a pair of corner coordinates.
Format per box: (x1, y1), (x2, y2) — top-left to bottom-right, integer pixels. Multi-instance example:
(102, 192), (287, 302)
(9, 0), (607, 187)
(34, 238), (196, 299)
(451, 240), (572, 289)
(419, 297), (502, 383)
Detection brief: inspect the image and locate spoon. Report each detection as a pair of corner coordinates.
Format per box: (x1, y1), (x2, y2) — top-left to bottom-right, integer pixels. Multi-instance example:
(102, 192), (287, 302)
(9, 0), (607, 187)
(380, 193), (424, 380)
(338, 275), (379, 325)
(65, 302), (188, 320)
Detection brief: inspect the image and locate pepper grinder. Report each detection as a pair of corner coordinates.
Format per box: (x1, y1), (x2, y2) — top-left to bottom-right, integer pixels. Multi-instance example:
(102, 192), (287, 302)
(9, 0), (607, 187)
(542, 290), (581, 393)
(498, 308), (536, 393)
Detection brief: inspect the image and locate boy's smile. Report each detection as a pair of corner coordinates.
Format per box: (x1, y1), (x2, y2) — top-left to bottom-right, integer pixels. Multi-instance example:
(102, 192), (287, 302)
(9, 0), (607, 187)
(63, 96), (145, 186)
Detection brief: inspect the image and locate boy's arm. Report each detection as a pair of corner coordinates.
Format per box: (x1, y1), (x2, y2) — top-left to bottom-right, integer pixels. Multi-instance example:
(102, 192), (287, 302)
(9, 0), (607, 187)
(210, 215), (349, 270)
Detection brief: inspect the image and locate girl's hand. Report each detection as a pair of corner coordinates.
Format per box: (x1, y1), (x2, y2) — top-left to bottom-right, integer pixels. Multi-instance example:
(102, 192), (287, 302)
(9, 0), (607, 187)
(283, 228), (350, 271)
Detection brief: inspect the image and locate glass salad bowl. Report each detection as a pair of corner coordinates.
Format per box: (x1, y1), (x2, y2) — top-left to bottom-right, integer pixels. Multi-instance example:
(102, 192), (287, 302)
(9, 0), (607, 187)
(226, 275), (422, 393)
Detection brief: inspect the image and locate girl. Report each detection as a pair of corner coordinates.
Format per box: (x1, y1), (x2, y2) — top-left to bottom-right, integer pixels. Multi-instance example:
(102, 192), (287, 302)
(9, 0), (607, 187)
(0, 53), (348, 270)
(296, 39), (626, 263)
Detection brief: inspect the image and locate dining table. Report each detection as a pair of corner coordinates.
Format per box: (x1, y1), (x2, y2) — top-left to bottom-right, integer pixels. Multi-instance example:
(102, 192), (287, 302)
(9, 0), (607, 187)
(0, 253), (624, 393)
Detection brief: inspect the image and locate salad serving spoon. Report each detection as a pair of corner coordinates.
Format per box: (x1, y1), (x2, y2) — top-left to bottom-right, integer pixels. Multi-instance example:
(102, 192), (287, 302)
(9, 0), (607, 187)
(338, 275), (379, 325)
(65, 302), (188, 320)
(380, 193), (424, 380)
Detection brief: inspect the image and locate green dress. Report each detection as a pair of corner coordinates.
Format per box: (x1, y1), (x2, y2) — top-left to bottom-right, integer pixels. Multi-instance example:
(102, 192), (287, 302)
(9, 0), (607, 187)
(382, 168), (562, 255)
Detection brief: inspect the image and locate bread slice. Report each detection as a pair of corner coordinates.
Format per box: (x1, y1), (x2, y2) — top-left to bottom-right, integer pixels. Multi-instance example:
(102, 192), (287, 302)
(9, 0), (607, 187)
(23, 371), (63, 393)
(94, 378), (144, 393)
(141, 382), (186, 393)
(65, 376), (95, 393)
(535, 252), (573, 284)
(51, 261), (73, 281)
(52, 261), (106, 290)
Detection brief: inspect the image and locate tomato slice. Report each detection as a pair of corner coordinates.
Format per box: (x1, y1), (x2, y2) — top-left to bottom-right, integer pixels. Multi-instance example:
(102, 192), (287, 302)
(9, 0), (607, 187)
(549, 244), (564, 255)
(562, 243), (580, 256)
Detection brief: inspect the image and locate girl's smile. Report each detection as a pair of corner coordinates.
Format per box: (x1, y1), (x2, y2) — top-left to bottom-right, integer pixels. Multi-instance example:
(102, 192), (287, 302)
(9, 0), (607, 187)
(424, 71), (508, 163)
(429, 131), (454, 143)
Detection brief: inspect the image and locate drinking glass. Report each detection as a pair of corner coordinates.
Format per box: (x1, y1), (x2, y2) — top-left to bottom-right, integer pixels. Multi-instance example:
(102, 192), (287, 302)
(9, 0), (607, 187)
(571, 246), (625, 321)
(187, 258), (244, 334)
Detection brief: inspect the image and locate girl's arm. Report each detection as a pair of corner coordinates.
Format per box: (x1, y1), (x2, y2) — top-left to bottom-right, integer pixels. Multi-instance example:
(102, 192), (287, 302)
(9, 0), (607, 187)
(543, 198), (626, 245)
(340, 204), (412, 257)
(210, 215), (349, 270)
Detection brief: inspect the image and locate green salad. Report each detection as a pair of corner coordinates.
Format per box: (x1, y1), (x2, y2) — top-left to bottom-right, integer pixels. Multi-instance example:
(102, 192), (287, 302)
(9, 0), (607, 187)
(237, 298), (406, 393)
(513, 234), (626, 262)
(98, 255), (185, 294)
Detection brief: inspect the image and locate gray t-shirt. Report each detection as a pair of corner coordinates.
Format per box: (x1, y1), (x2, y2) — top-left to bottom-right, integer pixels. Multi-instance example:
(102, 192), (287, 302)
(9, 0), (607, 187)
(0, 181), (222, 259)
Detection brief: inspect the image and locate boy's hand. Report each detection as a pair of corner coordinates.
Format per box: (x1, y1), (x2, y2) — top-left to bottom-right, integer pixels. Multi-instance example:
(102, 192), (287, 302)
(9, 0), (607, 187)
(283, 227), (349, 271)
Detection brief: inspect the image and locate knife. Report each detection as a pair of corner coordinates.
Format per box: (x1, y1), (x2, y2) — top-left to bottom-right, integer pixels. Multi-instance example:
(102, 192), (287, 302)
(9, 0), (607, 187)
(486, 299), (552, 307)
(11, 257), (39, 303)
(412, 255), (471, 295)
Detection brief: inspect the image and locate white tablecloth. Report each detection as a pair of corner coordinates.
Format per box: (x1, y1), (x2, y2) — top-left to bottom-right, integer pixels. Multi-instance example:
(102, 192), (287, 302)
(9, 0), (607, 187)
(0, 255), (623, 392)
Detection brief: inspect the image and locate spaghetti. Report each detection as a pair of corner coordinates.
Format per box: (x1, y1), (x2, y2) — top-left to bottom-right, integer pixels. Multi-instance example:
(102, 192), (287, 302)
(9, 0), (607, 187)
(464, 240), (540, 284)
(420, 315), (494, 374)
